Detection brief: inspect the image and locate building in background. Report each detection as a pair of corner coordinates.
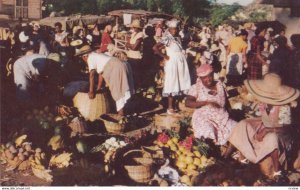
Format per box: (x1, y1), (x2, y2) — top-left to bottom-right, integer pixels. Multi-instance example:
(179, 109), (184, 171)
(0, 0), (42, 20)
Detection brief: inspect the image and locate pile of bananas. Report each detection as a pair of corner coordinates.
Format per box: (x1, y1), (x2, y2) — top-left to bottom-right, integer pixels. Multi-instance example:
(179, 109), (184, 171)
(49, 152), (72, 168)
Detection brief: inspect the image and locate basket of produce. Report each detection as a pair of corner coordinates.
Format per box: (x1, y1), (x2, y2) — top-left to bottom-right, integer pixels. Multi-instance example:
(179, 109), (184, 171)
(100, 114), (126, 135)
(123, 149), (154, 184)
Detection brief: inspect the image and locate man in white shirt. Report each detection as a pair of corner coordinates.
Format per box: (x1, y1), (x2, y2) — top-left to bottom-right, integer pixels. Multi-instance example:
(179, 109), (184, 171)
(76, 45), (134, 116)
(14, 46), (61, 106)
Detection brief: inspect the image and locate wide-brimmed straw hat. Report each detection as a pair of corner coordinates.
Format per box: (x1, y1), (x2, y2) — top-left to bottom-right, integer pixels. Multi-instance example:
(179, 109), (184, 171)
(75, 45), (93, 56)
(244, 73), (299, 105)
(70, 39), (83, 47)
(130, 19), (143, 28)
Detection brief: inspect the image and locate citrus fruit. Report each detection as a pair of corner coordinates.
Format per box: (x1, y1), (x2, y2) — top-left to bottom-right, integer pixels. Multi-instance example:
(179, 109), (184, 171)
(187, 164), (196, 170)
(193, 151), (201, 157)
(185, 156), (194, 165)
(193, 157), (201, 166)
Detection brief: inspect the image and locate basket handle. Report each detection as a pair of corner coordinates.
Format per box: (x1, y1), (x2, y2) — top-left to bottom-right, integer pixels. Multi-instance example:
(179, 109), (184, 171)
(123, 149), (151, 158)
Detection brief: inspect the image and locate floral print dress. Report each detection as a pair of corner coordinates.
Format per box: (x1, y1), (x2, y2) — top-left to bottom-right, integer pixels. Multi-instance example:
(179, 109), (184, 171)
(188, 80), (237, 145)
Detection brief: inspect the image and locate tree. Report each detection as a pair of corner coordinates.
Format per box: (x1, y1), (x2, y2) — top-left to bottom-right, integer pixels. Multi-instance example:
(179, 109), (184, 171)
(210, 3), (241, 26)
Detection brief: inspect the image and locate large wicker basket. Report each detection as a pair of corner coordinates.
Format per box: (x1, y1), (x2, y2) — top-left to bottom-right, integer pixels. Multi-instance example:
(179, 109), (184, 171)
(154, 113), (182, 133)
(100, 114), (125, 135)
(123, 149), (153, 184)
(73, 92), (112, 122)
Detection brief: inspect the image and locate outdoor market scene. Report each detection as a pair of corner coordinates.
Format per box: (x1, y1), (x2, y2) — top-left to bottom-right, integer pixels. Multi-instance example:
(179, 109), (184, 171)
(0, 0), (300, 187)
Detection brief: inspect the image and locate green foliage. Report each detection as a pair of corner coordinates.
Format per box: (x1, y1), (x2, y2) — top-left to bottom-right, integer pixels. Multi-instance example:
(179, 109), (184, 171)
(248, 11), (268, 22)
(45, 0), (212, 21)
(210, 3), (241, 26)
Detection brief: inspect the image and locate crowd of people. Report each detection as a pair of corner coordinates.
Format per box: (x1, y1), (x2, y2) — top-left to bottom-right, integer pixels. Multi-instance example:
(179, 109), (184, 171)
(1, 16), (300, 184)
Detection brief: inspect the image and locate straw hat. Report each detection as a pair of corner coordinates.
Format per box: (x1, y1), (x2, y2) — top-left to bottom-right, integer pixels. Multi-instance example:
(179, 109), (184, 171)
(75, 45), (93, 56)
(130, 19), (143, 28)
(70, 39), (83, 47)
(47, 53), (61, 63)
(244, 73), (299, 105)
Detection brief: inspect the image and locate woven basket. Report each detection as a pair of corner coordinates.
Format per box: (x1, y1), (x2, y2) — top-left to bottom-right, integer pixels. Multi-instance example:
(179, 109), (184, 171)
(101, 114), (125, 135)
(154, 113), (182, 133)
(73, 92), (111, 122)
(123, 149), (153, 183)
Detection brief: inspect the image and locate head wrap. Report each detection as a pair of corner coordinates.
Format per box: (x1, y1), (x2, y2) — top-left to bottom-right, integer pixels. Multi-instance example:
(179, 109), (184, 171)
(197, 64), (213, 77)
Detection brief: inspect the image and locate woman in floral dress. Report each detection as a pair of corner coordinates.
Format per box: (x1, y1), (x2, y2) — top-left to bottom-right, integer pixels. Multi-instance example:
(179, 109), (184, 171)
(185, 64), (237, 145)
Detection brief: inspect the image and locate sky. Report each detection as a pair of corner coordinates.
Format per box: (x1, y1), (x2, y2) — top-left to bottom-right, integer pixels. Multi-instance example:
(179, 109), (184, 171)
(218, 0), (254, 6)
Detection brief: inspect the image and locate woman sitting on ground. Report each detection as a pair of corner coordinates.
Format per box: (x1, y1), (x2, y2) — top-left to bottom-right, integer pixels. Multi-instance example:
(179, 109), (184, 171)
(227, 73), (299, 182)
(185, 64), (237, 145)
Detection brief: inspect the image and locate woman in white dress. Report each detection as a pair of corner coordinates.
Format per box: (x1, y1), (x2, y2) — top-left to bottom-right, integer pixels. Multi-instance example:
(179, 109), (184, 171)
(153, 20), (191, 114)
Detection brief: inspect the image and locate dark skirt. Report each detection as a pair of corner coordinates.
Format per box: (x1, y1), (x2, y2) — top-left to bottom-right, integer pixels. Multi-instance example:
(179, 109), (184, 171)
(247, 53), (263, 80)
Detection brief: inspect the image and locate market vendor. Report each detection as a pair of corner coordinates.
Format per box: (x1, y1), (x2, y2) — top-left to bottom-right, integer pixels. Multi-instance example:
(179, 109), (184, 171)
(76, 45), (134, 116)
(13, 46), (61, 108)
(185, 64), (237, 145)
(228, 73), (299, 182)
(126, 19), (144, 89)
(153, 19), (191, 114)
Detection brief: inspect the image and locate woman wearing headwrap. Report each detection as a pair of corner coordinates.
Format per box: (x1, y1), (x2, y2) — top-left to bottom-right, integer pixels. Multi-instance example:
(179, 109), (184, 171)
(185, 64), (237, 145)
(153, 19), (191, 114)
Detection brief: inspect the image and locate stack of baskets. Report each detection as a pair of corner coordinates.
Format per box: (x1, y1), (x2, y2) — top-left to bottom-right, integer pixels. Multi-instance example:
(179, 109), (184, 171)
(101, 114), (126, 135)
(123, 149), (154, 184)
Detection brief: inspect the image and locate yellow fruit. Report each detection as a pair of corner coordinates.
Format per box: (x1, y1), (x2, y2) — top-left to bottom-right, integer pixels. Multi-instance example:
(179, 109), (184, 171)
(177, 161), (187, 169)
(157, 142), (163, 147)
(192, 146), (197, 150)
(193, 151), (201, 158)
(186, 169), (199, 177)
(193, 158), (201, 166)
(178, 155), (185, 162)
(185, 156), (194, 165)
(181, 149), (189, 155)
(187, 164), (196, 170)
(200, 156), (208, 164)
(180, 175), (191, 185)
(175, 150), (181, 155)
(167, 140), (174, 146)
(171, 137), (179, 144)
(178, 146), (185, 153)
(170, 145), (177, 152)
(164, 144), (169, 148)
(153, 140), (158, 145)
(186, 152), (194, 157)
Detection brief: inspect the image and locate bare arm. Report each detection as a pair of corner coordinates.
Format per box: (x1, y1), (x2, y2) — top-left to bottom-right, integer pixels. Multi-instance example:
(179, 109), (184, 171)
(96, 74), (104, 92)
(153, 42), (169, 60)
(89, 70), (96, 99)
(185, 95), (208, 109)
